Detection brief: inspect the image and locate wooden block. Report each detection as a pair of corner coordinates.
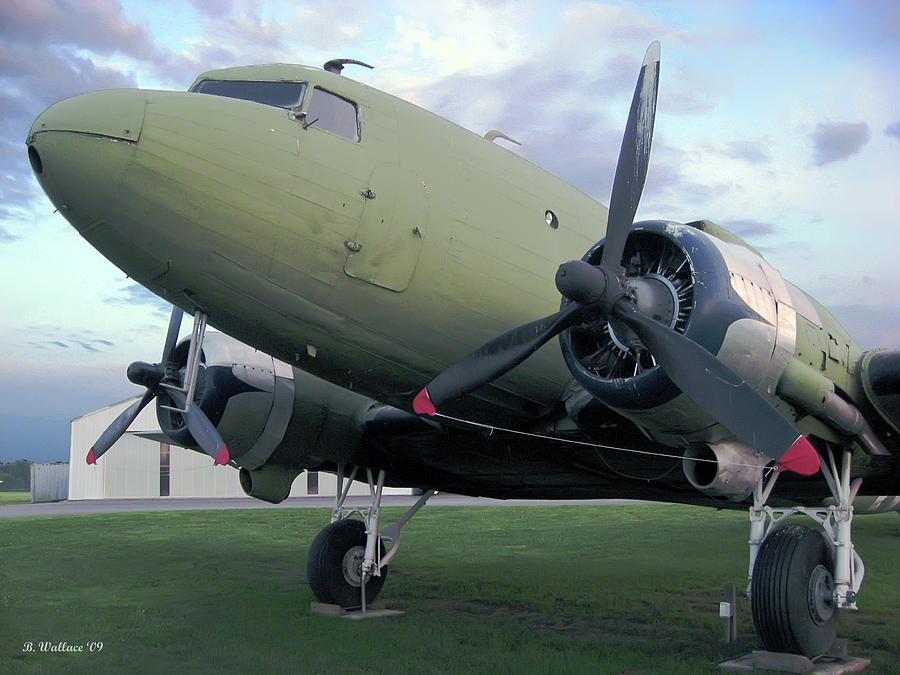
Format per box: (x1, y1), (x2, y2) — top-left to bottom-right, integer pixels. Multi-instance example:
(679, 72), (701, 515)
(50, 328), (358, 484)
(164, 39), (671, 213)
(718, 652), (756, 671)
(342, 608), (405, 620)
(310, 598), (400, 619)
(752, 650), (815, 673)
(719, 650), (872, 674)
(310, 602), (346, 616)
(825, 639), (849, 659)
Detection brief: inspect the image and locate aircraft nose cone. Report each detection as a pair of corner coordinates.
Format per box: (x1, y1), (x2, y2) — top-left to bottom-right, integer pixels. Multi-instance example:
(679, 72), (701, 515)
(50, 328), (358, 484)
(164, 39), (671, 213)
(29, 89), (144, 142)
(26, 90), (146, 230)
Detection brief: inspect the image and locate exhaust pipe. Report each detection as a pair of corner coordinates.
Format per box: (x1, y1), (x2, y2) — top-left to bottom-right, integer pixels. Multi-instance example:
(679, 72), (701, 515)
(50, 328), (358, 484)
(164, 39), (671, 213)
(683, 442), (770, 502)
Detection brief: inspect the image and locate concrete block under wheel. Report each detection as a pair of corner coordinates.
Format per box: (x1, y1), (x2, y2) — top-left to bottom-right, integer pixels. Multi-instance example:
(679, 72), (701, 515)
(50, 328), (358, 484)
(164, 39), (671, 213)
(310, 600), (404, 620)
(719, 648), (871, 674)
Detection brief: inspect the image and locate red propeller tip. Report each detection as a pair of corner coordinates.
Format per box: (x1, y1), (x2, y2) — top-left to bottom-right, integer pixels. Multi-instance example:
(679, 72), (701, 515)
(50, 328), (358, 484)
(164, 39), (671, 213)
(214, 445), (230, 466)
(413, 388), (436, 416)
(776, 436), (820, 476)
(86, 448), (96, 465)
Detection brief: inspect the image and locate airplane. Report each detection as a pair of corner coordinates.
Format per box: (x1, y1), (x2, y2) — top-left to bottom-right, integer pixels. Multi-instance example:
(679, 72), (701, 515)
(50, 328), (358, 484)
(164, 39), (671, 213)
(25, 43), (900, 658)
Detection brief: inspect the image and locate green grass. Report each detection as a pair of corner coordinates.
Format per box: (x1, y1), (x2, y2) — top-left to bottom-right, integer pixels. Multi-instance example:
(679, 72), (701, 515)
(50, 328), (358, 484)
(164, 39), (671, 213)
(1, 504), (898, 674)
(0, 492), (30, 505)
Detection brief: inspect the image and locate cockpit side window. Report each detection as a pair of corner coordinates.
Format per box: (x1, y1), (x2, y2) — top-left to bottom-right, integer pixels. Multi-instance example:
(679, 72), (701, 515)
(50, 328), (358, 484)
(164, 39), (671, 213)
(306, 87), (360, 142)
(190, 80), (307, 109)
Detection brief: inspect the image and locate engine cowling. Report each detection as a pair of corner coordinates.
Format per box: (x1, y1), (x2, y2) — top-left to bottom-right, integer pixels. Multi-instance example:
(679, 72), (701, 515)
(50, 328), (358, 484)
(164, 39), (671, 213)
(155, 331), (390, 503)
(156, 332), (297, 470)
(561, 219), (798, 448)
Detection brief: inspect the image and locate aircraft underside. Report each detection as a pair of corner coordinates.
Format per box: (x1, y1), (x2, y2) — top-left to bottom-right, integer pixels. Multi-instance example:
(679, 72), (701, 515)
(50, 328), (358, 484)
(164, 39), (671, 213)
(311, 404), (895, 509)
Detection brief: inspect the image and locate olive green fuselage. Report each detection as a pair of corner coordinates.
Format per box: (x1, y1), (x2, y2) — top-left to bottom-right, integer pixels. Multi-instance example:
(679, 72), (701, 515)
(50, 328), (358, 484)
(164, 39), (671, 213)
(27, 64), (867, 445)
(29, 67), (613, 418)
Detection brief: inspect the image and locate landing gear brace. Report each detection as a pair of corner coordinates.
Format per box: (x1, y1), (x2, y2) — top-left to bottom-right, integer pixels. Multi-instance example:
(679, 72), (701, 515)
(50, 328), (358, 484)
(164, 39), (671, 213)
(309, 452), (864, 653)
(160, 309), (208, 416)
(747, 446), (864, 656)
(309, 462), (435, 614)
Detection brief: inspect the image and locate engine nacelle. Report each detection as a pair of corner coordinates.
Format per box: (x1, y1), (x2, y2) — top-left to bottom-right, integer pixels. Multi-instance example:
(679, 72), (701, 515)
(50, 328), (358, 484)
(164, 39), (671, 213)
(157, 332), (296, 469)
(561, 220), (800, 447)
(682, 442), (770, 502)
(155, 331), (387, 499)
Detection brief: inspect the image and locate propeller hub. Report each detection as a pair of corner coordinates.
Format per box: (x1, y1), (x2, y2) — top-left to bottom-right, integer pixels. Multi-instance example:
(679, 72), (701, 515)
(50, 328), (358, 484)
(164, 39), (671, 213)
(555, 260), (627, 316)
(606, 273), (680, 355)
(126, 361), (165, 390)
(626, 274), (679, 328)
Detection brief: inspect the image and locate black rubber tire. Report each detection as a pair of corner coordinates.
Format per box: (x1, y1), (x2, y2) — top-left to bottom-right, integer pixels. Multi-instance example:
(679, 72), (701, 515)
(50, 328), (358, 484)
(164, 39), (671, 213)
(306, 518), (387, 609)
(751, 523), (839, 657)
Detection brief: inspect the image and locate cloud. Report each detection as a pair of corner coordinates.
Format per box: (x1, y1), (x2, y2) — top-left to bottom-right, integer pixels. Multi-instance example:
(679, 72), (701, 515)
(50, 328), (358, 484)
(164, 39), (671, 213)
(161, 3), (330, 82)
(555, 2), (690, 49)
(0, 225), (20, 243)
(886, 122), (900, 141)
(104, 283), (171, 315)
(828, 303), (900, 350)
(405, 57), (625, 200)
(189, 0), (235, 18)
(0, 410), (70, 463)
(0, 1), (160, 232)
(810, 122), (870, 166)
(720, 219), (776, 237)
(289, 1), (370, 52)
(662, 89), (715, 115)
(716, 140), (772, 164)
(31, 336), (116, 352)
(406, 40), (710, 207)
(0, 138), (43, 226)
(822, 0), (900, 52)
(0, 360), (139, 461)
(0, 0), (157, 60)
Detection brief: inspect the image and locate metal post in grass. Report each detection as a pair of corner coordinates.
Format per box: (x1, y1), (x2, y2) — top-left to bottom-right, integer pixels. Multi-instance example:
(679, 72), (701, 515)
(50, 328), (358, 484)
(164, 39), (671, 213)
(720, 584), (738, 643)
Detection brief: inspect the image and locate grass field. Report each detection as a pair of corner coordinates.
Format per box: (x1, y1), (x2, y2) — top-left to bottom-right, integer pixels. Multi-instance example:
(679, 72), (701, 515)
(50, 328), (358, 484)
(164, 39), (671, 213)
(0, 492), (30, 505)
(1, 503), (898, 674)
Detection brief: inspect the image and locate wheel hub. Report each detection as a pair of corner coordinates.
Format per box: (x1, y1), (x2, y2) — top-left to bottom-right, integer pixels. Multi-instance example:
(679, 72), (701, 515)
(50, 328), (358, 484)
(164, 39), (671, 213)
(807, 563), (836, 625)
(341, 545), (366, 587)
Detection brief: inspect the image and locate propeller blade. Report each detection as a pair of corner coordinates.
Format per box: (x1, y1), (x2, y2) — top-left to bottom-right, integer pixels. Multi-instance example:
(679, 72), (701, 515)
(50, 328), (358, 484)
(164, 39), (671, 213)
(166, 389), (230, 465)
(601, 40), (660, 269)
(162, 306), (184, 365)
(87, 389), (155, 464)
(611, 300), (819, 475)
(414, 304), (583, 416)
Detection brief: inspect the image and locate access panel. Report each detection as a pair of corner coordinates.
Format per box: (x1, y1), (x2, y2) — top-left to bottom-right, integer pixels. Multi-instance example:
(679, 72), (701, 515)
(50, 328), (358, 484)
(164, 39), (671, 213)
(344, 163), (427, 292)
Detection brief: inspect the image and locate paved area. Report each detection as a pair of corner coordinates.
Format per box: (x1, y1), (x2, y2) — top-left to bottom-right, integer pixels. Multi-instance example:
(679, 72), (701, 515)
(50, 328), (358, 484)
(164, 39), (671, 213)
(0, 494), (645, 518)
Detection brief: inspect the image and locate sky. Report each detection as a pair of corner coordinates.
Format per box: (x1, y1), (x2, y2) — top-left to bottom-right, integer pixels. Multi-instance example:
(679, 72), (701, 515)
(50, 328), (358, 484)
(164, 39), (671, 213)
(1, 0), (899, 463)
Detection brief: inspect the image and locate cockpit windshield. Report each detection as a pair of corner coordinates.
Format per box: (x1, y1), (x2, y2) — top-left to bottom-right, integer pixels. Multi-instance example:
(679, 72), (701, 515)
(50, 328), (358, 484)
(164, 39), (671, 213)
(190, 80), (306, 109)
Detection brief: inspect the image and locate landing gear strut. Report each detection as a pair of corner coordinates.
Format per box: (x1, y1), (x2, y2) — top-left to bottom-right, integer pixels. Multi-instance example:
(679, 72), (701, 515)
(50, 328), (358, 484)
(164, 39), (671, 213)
(306, 463), (435, 610)
(747, 447), (864, 657)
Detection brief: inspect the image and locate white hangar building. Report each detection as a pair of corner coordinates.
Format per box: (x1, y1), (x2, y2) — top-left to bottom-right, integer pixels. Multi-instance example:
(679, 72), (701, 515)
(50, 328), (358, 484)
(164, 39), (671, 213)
(69, 396), (412, 500)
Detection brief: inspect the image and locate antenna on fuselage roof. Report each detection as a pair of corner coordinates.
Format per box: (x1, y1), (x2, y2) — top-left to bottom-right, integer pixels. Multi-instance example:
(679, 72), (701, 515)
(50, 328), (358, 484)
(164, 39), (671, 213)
(323, 59), (374, 75)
